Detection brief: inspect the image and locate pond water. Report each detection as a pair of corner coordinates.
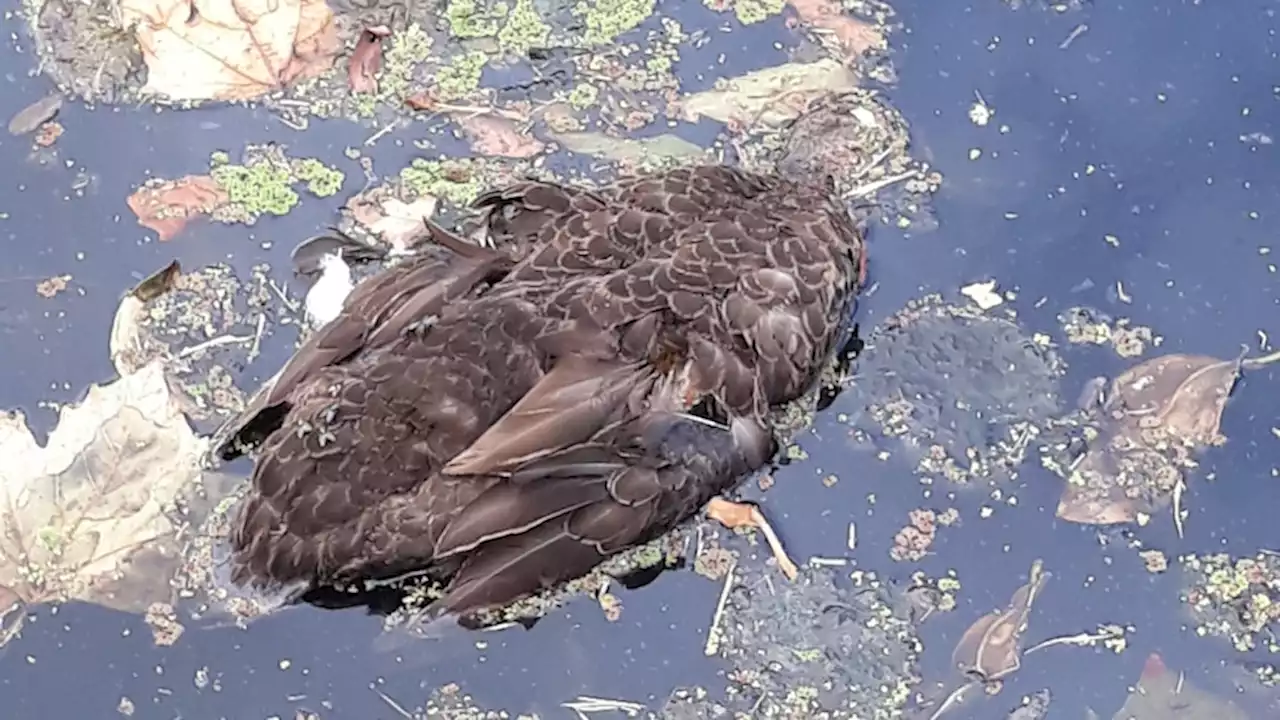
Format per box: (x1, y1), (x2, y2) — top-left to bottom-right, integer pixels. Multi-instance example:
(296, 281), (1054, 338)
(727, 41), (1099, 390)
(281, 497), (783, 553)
(1, 0), (1278, 718)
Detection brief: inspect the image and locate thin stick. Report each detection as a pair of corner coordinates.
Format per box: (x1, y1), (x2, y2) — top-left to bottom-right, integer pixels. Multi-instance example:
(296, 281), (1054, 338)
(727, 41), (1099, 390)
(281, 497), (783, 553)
(843, 169), (920, 199)
(178, 334), (251, 359)
(704, 562), (736, 656)
(749, 506), (799, 581)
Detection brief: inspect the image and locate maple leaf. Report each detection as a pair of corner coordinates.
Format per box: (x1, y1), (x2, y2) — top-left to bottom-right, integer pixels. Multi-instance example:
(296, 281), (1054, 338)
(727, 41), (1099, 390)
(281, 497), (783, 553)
(0, 360), (211, 614)
(120, 0), (340, 102)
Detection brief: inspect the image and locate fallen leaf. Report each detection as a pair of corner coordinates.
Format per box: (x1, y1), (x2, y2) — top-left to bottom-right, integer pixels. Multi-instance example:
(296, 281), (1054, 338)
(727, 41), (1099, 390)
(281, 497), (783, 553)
(120, 0), (340, 102)
(1056, 350), (1280, 525)
(552, 131), (706, 163)
(0, 584), (23, 649)
(456, 114), (545, 158)
(363, 196), (440, 252)
(1111, 653), (1248, 719)
(35, 274), (71, 299)
(952, 558), (1049, 682)
(8, 94), (62, 136)
(787, 0), (886, 60)
(0, 359), (210, 614)
(678, 59), (856, 128)
(347, 27), (388, 94)
(126, 175), (229, 242)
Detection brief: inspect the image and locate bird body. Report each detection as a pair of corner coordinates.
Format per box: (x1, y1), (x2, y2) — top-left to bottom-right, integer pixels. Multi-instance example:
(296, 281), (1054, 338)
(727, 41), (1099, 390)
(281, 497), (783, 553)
(214, 165), (864, 618)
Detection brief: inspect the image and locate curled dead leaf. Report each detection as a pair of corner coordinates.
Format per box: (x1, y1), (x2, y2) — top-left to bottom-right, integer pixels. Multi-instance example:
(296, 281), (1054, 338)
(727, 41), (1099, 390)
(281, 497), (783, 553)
(1110, 653), (1248, 719)
(120, 0), (340, 102)
(347, 27), (388, 94)
(455, 114), (545, 158)
(0, 360), (211, 614)
(345, 193), (440, 253)
(126, 175), (228, 242)
(109, 261), (182, 376)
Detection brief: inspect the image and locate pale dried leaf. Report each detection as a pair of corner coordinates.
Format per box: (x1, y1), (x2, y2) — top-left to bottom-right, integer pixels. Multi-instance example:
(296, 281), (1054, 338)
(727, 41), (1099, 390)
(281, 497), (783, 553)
(679, 59), (856, 127)
(120, 0), (340, 102)
(456, 114), (545, 158)
(553, 131), (705, 163)
(126, 176), (229, 242)
(0, 360), (210, 613)
(1105, 353), (1238, 447)
(367, 196), (440, 252)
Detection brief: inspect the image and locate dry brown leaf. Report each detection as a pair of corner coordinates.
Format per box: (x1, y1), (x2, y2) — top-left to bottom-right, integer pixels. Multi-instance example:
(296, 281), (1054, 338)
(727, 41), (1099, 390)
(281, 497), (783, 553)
(0, 360), (210, 614)
(787, 0), (886, 59)
(126, 175), (228, 242)
(109, 261), (183, 376)
(1056, 350), (1280, 525)
(678, 59), (856, 128)
(34, 121), (63, 147)
(347, 27), (388, 94)
(120, 0), (340, 102)
(456, 114), (545, 158)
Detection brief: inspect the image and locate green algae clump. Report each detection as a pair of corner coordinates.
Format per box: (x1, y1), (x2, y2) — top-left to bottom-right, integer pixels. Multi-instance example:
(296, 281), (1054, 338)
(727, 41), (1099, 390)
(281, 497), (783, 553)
(398, 159), (484, 205)
(706, 0), (784, 24)
(568, 82), (599, 110)
(293, 158), (344, 198)
(210, 161), (298, 219)
(497, 0), (551, 54)
(446, 0), (505, 38)
(435, 51), (490, 101)
(574, 0), (656, 45)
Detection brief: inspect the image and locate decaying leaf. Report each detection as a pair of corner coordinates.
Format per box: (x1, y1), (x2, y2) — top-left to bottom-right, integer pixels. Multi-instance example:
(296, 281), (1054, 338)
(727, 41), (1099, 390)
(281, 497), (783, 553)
(8, 93), (63, 136)
(788, 0), (887, 60)
(348, 26), (389, 94)
(552, 131), (706, 164)
(35, 275), (72, 299)
(1110, 654), (1248, 719)
(456, 114), (545, 158)
(953, 559), (1049, 682)
(0, 360), (211, 614)
(678, 59), (856, 128)
(928, 560), (1050, 720)
(119, 0), (340, 102)
(1056, 350), (1280, 525)
(0, 584), (23, 649)
(126, 176), (229, 242)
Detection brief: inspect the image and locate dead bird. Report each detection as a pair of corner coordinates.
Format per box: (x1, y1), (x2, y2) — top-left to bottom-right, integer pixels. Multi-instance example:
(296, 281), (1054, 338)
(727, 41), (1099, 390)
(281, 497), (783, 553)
(212, 164), (866, 623)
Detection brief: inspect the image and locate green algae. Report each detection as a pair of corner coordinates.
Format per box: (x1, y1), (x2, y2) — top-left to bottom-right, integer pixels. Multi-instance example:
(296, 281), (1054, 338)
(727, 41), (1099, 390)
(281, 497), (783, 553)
(398, 159), (484, 205)
(435, 50), (490, 101)
(568, 82), (599, 110)
(207, 146), (345, 221)
(378, 23), (434, 105)
(446, 0), (506, 38)
(574, 0), (656, 45)
(497, 0), (551, 54)
(706, 0), (785, 25)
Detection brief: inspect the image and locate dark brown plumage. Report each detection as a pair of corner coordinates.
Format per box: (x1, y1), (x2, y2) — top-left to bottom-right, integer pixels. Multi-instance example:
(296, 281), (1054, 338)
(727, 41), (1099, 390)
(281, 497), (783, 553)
(214, 165), (864, 618)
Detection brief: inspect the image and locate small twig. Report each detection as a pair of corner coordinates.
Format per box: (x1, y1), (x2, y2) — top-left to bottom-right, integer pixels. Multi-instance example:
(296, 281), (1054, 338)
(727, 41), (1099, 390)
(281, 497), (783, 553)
(247, 313), (266, 363)
(267, 279), (300, 314)
(1059, 23), (1088, 49)
(704, 561), (737, 656)
(1173, 477), (1187, 539)
(561, 696), (646, 716)
(843, 169), (920, 199)
(178, 334), (252, 359)
(850, 146), (894, 181)
(372, 689), (412, 719)
(364, 118), (402, 146)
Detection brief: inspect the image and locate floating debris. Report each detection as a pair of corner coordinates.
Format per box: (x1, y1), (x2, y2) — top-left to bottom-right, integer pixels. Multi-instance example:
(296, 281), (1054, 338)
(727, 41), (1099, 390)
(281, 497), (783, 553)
(1182, 551), (1280, 653)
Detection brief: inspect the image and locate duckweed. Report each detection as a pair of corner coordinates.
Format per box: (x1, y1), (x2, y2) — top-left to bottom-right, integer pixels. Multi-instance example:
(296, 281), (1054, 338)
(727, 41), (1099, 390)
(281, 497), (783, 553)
(574, 0), (656, 46)
(398, 159), (484, 205)
(497, 0), (550, 54)
(435, 51), (490, 101)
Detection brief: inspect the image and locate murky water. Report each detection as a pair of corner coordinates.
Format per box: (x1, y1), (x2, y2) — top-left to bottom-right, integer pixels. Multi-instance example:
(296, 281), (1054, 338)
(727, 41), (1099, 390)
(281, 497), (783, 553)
(1, 0), (1277, 717)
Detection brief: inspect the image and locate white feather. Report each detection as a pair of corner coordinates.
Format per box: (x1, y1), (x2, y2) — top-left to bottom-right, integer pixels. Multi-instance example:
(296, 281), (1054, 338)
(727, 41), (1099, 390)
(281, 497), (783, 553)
(304, 252), (354, 328)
